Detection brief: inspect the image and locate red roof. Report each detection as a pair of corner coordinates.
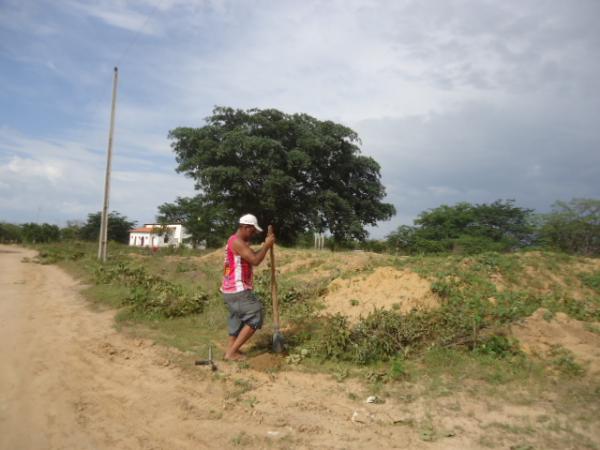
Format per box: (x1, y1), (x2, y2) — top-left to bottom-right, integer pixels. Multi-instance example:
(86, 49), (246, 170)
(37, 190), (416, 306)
(130, 225), (178, 233)
(130, 227), (154, 233)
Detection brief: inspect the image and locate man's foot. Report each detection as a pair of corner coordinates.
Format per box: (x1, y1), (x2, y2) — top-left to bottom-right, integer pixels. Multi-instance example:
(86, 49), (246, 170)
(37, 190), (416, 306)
(224, 352), (247, 361)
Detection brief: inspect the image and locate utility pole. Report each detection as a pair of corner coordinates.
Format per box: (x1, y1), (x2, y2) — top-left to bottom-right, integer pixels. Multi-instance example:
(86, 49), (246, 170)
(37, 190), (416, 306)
(98, 66), (119, 262)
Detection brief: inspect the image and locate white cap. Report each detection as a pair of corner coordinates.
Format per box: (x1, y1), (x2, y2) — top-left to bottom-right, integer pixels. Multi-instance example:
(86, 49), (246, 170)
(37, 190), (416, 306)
(239, 214), (263, 232)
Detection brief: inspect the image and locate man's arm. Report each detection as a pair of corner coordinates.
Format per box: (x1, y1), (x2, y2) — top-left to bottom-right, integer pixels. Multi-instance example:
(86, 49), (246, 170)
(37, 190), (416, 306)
(232, 234), (275, 266)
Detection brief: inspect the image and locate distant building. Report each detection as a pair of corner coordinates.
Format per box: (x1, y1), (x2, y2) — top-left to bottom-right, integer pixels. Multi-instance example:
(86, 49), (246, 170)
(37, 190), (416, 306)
(128, 224), (193, 249)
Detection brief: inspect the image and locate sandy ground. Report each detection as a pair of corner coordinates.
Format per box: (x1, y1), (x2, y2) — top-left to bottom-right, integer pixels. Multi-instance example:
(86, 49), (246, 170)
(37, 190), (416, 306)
(321, 267), (439, 322)
(511, 307), (600, 375)
(1, 245), (599, 449)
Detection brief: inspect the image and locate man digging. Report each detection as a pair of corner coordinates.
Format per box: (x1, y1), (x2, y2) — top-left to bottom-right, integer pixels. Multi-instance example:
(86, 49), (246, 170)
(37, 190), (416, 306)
(221, 214), (275, 361)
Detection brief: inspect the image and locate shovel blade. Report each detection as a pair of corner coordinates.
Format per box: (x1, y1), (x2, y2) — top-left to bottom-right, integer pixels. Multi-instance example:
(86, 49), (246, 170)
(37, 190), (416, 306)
(272, 331), (285, 353)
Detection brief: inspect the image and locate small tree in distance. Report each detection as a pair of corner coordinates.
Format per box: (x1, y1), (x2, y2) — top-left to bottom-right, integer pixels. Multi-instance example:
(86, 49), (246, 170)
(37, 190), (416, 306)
(387, 200), (534, 254)
(79, 211), (136, 244)
(20, 223), (61, 243)
(539, 198), (600, 256)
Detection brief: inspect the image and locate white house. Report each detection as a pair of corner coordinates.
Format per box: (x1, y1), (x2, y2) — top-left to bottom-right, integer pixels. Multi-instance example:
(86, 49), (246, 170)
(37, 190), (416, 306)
(128, 223), (192, 249)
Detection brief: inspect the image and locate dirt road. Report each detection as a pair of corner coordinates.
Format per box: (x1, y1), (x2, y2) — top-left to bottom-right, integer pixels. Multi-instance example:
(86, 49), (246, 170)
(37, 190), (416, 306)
(1, 245), (597, 449)
(0, 245), (421, 450)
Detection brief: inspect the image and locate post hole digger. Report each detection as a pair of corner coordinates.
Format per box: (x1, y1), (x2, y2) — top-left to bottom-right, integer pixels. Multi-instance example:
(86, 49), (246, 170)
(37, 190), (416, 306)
(194, 344), (217, 371)
(268, 225), (285, 353)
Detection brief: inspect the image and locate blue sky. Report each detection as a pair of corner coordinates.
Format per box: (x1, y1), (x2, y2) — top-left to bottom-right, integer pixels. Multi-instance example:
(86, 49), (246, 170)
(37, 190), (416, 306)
(1, 0), (599, 238)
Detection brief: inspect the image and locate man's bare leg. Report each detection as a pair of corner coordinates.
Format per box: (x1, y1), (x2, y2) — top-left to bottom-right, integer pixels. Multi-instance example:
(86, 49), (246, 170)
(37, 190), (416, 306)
(226, 335), (247, 356)
(226, 335), (236, 356)
(224, 325), (255, 360)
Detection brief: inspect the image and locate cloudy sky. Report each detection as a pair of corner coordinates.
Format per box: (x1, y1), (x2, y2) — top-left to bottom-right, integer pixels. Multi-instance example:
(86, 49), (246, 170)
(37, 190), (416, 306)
(1, 0), (599, 237)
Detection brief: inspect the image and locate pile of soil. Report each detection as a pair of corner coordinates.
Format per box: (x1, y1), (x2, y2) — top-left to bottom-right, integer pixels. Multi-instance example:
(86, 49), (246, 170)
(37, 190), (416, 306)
(320, 266), (439, 322)
(511, 307), (600, 375)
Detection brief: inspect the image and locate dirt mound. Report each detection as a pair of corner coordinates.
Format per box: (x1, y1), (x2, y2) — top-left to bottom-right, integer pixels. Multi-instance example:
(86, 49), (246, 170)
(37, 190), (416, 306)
(195, 248), (224, 261)
(511, 308), (600, 375)
(279, 255), (323, 274)
(320, 266), (439, 322)
(279, 250), (385, 274)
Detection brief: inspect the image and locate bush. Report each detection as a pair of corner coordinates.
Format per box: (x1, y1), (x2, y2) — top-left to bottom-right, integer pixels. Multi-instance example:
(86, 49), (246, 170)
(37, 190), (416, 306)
(475, 335), (521, 358)
(36, 245), (86, 264)
(316, 309), (433, 364)
(94, 262), (209, 317)
(317, 314), (353, 360)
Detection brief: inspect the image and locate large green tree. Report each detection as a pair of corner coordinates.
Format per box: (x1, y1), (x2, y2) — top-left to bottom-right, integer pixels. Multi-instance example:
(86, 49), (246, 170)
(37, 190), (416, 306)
(167, 106), (395, 244)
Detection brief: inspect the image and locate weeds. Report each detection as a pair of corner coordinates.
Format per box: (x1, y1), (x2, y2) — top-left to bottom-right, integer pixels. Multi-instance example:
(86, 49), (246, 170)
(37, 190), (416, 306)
(584, 323), (600, 334)
(94, 261), (210, 318)
(475, 335), (522, 359)
(34, 242), (86, 264)
(388, 356), (407, 380)
(548, 346), (585, 377)
(581, 271), (600, 292)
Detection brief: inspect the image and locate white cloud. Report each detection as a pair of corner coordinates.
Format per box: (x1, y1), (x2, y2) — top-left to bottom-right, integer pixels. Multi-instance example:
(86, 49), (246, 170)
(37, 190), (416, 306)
(3, 156), (64, 184)
(1, 0), (599, 237)
(63, 0), (162, 35)
(0, 128), (194, 225)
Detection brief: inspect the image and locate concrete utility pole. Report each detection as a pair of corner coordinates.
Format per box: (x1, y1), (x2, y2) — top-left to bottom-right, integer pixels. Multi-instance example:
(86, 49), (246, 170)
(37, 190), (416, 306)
(98, 67), (119, 262)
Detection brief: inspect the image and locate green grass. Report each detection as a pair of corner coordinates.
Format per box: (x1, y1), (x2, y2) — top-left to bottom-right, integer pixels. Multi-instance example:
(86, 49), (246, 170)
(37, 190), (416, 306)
(581, 271), (600, 292)
(83, 284), (130, 310)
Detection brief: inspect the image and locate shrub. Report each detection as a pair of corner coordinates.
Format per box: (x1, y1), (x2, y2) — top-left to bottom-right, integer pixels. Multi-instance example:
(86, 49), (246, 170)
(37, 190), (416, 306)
(475, 335), (521, 358)
(317, 314), (353, 360)
(94, 262), (209, 317)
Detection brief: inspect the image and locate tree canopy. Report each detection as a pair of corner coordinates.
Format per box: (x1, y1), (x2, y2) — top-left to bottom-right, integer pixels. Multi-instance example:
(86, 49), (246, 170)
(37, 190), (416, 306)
(20, 223), (61, 243)
(539, 198), (600, 255)
(387, 200), (534, 254)
(166, 106), (395, 244)
(0, 222), (23, 243)
(157, 196), (232, 248)
(79, 211), (136, 244)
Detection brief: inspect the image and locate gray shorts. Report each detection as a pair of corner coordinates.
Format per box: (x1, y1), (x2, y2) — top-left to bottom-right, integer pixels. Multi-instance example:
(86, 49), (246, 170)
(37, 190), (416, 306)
(223, 290), (263, 336)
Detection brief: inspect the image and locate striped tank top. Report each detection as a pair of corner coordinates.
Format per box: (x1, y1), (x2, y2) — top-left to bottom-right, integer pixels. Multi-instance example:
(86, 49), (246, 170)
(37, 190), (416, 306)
(221, 234), (253, 293)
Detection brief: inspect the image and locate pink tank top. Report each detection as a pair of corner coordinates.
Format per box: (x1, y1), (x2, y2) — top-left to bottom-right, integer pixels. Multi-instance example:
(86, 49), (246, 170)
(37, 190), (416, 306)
(221, 234), (253, 293)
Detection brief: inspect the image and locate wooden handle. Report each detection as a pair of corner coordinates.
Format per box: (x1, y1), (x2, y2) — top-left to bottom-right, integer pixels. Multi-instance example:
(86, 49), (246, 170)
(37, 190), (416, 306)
(268, 226), (279, 329)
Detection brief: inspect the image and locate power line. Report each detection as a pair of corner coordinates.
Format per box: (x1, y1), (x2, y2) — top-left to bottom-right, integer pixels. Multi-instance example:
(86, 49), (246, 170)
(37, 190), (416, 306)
(115, 0), (164, 68)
